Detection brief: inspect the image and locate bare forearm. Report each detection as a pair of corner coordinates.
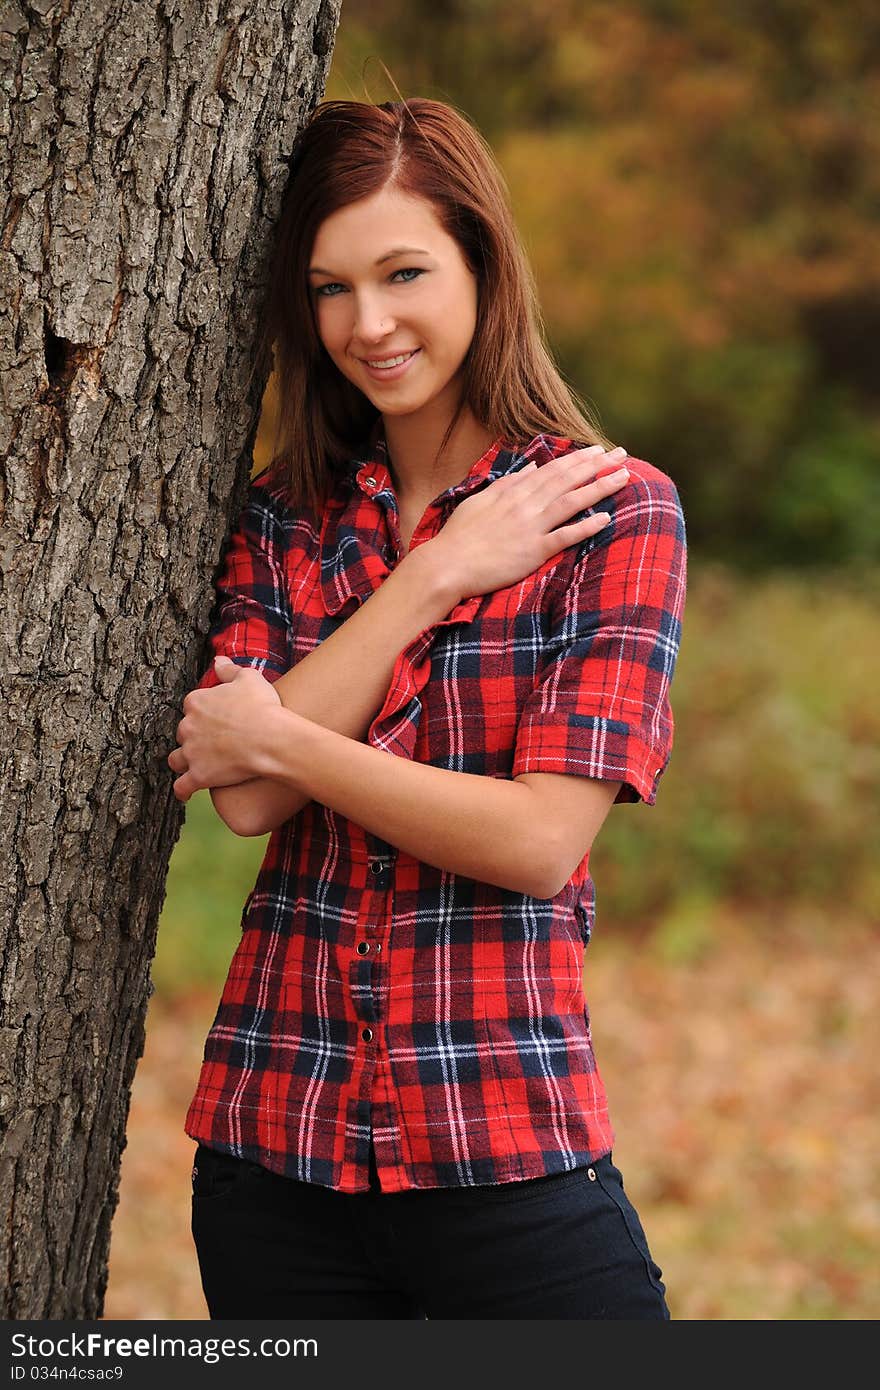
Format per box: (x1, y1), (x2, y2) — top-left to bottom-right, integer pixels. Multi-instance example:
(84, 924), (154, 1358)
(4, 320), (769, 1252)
(211, 543), (461, 835)
(273, 543), (459, 729)
(253, 711), (559, 898)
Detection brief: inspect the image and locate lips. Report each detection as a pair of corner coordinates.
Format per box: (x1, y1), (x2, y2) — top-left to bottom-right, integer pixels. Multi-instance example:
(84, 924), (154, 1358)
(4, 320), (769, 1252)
(358, 348), (422, 382)
(362, 349), (419, 369)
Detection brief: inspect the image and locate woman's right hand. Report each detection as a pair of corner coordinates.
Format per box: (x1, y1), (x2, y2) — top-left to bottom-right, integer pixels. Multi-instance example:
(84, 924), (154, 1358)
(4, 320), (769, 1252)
(426, 445), (631, 600)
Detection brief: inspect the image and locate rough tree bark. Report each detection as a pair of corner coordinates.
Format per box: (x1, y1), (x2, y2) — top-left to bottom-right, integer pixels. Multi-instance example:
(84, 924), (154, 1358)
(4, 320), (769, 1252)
(0, 0), (341, 1318)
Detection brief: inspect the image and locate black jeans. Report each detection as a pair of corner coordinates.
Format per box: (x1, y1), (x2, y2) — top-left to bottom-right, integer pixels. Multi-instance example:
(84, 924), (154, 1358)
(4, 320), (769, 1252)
(191, 1140), (670, 1320)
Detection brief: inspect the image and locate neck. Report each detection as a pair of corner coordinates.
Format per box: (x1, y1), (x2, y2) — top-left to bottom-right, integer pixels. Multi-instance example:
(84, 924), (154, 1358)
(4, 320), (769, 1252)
(382, 401), (497, 506)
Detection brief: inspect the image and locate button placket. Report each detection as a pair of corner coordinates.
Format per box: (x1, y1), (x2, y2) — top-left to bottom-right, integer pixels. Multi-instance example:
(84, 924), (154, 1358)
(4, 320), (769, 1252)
(349, 953), (378, 1023)
(349, 851), (393, 1052)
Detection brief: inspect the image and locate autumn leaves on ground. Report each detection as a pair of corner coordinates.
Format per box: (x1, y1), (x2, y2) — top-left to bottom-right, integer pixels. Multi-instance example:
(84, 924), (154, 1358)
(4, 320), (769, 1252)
(105, 908), (878, 1321)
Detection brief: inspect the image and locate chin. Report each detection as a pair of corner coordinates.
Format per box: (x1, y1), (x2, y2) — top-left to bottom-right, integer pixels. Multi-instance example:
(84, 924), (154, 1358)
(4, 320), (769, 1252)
(376, 397), (426, 416)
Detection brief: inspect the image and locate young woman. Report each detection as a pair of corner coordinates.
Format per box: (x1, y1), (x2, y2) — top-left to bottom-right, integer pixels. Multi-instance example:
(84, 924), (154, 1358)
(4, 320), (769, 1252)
(168, 98), (687, 1320)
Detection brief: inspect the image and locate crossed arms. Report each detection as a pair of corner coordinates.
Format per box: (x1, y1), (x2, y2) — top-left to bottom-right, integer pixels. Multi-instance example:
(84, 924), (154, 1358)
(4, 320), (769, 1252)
(174, 539), (620, 900)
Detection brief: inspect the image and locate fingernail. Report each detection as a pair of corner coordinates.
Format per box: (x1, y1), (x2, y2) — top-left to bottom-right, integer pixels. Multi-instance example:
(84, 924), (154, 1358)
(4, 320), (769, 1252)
(608, 447), (627, 456)
(596, 512), (612, 524)
(610, 467), (630, 479)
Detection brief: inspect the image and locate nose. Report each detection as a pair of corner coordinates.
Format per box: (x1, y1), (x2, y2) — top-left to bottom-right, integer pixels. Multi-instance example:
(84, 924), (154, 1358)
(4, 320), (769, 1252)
(352, 292), (395, 346)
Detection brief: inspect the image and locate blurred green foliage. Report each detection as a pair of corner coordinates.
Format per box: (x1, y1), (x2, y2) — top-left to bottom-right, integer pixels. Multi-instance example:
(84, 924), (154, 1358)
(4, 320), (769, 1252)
(154, 795), (264, 991)
(154, 568), (880, 997)
(592, 563), (880, 931)
(316, 0), (880, 570)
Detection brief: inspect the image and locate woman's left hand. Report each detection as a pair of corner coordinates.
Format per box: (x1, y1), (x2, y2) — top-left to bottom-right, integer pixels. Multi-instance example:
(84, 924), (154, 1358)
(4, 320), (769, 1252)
(167, 656), (283, 802)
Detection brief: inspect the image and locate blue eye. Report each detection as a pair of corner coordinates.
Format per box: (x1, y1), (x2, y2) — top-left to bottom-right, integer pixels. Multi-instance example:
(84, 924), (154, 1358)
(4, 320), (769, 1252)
(312, 268), (425, 298)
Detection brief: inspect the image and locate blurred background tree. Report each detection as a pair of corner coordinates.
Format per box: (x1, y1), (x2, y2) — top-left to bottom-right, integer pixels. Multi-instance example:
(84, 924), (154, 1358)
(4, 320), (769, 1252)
(294, 0), (880, 571)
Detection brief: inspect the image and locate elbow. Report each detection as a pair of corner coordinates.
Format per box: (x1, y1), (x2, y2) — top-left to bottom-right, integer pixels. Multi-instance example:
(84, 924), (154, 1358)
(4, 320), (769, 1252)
(232, 809), (279, 838)
(235, 807), (274, 838)
(526, 830), (590, 900)
(527, 867), (569, 901)
(208, 790), (264, 839)
(211, 809), (256, 838)
(525, 843), (574, 901)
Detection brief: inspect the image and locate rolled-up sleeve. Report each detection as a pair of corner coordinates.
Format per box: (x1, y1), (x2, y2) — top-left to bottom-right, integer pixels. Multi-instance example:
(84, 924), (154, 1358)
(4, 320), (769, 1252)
(195, 475), (292, 692)
(511, 466), (687, 805)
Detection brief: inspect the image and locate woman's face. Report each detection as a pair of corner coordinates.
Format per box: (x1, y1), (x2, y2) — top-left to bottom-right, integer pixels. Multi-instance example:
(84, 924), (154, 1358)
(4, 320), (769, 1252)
(308, 185), (479, 424)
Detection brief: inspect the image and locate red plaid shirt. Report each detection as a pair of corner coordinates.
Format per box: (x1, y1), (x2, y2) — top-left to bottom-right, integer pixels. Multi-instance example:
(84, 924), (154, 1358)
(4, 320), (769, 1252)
(184, 431), (687, 1192)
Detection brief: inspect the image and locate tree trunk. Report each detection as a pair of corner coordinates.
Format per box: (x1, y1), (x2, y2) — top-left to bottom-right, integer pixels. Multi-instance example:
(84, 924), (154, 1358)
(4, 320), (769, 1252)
(0, 0), (341, 1318)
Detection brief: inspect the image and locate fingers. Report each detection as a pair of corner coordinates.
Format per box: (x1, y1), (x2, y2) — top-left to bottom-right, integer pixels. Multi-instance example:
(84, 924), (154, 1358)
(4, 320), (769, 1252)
(167, 747), (186, 773)
(168, 747), (194, 805)
(543, 509), (615, 557)
(541, 477), (626, 540)
(172, 771), (194, 802)
(531, 449), (634, 558)
(564, 464), (630, 510)
(515, 444), (629, 503)
(560, 445), (629, 485)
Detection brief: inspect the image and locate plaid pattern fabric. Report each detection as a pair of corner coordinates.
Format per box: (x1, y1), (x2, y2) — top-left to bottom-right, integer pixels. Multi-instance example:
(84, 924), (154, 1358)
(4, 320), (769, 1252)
(184, 432), (687, 1192)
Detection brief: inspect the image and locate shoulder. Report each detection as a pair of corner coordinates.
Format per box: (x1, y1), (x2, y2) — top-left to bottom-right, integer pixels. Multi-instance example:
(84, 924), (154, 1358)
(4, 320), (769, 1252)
(524, 434), (685, 547)
(522, 433), (680, 498)
(528, 443), (686, 617)
(250, 456), (356, 522)
(547, 432), (676, 478)
(243, 461), (330, 555)
(248, 460), (296, 516)
(607, 455), (686, 541)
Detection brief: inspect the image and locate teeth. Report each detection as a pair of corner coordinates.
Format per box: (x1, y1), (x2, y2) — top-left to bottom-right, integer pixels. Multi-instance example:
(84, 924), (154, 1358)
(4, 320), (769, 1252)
(366, 351), (416, 368)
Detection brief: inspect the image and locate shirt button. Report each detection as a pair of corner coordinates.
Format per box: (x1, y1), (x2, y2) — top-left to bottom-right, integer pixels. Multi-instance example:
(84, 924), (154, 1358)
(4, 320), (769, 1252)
(374, 942), (381, 954)
(369, 860), (384, 875)
(364, 475), (377, 488)
(361, 1027), (373, 1042)
(356, 941), (370, 955)
(587, 1167), (597, 1181)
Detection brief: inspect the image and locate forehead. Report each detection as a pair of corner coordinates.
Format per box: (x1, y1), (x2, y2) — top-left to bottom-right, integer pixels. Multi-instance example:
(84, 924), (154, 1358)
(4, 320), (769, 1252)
(311, 187), (453, 265)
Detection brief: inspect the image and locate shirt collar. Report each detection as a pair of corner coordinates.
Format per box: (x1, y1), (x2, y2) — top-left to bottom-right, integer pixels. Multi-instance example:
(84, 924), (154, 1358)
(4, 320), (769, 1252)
(350, 428), (508, 507)
(320, 430), (554, 617)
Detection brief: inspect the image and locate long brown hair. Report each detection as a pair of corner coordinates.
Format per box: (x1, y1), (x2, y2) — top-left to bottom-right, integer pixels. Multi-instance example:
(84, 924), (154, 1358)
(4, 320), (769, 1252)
(262, 97), (612, 513)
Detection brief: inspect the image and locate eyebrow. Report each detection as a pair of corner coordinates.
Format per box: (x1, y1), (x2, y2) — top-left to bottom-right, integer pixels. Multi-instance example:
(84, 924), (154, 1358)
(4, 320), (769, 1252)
(308, 246), (431, 277)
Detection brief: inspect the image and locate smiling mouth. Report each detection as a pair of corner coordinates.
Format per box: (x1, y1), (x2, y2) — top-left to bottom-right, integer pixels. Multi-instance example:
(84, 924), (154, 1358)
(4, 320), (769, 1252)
(361, 349), (420, 370)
